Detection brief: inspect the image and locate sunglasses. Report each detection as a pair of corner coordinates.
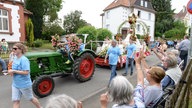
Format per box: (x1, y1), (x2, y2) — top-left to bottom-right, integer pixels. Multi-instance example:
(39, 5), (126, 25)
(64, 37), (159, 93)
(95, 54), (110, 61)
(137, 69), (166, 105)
(12, 47), (19, 50)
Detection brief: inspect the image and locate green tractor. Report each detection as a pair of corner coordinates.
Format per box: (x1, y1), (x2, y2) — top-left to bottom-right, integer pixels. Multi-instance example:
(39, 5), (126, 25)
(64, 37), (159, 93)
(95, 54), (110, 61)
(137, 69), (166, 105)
(26, 34), (96, 98)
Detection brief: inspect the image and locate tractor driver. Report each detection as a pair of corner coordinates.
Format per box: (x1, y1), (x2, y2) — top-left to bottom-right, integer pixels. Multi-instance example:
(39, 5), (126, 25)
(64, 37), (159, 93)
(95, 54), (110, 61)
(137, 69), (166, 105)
(57, 35), (72, 64)
(58, 35), (71, 53)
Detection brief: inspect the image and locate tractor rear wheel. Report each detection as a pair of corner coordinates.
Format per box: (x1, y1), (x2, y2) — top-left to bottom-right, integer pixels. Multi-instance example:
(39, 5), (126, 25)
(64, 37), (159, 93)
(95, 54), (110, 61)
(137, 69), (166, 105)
(32, 75), (54, 98)
(73, 53), (95, 82)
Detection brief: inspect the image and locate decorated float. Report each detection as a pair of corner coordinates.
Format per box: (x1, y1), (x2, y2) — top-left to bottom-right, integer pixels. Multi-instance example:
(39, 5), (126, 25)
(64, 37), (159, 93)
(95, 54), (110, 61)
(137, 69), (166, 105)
(95, 13), (151, 69)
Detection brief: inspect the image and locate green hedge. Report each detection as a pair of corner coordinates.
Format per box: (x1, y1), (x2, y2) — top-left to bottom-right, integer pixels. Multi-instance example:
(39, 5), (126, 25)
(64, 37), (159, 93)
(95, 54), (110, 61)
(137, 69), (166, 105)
(77, 26), (97, 50)
(33, 39), (43, 47)
(97, 28), (112, 41)
(164, 28), (185, 39)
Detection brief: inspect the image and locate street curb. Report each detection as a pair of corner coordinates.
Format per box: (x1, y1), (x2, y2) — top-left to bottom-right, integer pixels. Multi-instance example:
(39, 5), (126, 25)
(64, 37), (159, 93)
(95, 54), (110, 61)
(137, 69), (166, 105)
(80, 86), (107, 102)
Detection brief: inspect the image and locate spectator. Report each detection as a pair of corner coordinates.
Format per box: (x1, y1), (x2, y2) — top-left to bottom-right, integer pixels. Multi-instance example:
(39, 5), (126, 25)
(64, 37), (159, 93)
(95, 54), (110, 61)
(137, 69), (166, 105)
(0, 58), (7, 71)
(122, 37), (137, 76)
(170, 49), (181, 65)
(178, 35), (190, 71)
(104, 40), (123, 83)
(140, 52), (165, 107)
(1, 38), (8, 53)
(161, 54), (182, 90)
(46, 94), (82, 108)
(149, 47), (182, 90)
(158, 41), (167, 52)
(8, 43), (42, 108)
(100, 52), (145, 108)
(173, 39), (177, 49)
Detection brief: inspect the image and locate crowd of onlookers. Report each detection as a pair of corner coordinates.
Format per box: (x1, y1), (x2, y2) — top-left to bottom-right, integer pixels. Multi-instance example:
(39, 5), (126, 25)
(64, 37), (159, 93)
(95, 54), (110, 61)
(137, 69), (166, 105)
(0, 35), (190, 108)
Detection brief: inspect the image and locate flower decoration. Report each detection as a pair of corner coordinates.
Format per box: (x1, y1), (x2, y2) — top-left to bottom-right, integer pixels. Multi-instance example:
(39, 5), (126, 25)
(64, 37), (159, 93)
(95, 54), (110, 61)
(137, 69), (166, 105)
(144, 33), (151, 44)
(128, 13), (137, 25)
(115, 33), (123, 41)
(68, 35), (80, 55)
(128, 13), (137, 41)
(51, 34), (60, 47)
(98, 46), (109, 57)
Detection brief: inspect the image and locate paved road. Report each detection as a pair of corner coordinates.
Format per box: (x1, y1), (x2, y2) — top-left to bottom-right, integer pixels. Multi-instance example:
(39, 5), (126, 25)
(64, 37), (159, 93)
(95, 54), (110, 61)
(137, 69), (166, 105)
(0, 53), (160, 108)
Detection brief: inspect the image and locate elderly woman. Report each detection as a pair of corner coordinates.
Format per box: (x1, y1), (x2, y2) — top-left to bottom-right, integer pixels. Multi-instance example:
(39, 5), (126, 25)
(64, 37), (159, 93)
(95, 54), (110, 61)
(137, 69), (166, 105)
(161, 54), (182, 90)
(100, 51), (145, 108)
(46, 94), (82, 108)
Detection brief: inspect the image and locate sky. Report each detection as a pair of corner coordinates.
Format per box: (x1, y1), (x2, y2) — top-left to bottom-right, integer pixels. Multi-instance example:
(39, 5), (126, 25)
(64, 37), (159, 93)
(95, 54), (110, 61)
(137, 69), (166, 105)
(58, 0), (190, 28)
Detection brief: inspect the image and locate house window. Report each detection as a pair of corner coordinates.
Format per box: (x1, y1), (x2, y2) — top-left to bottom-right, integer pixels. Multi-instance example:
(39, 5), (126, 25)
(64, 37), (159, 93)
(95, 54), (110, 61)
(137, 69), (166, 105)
(106, 24), (110, 29)
(148, 13), (151, 20)
(141, 0), (144, 6)
(137, 11), (141, 18)
(148, 26), (150, 33)
(145, 1), (148, 7)
(0, 9), (9, 32)
(137, 24), (140, 32)
(106, 11), (110, 19)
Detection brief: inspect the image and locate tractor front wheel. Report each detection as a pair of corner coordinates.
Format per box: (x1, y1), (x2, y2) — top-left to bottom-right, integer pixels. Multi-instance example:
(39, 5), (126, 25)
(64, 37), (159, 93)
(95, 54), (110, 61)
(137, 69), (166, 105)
(73, 53), (95, 82)
(32, 75), (54, 98)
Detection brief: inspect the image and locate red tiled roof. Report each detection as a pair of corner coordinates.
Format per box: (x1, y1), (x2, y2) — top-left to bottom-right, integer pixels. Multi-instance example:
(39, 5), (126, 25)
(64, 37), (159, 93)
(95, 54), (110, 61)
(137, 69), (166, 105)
(174, 7), (187, 20)
(104, 0), (136, 11)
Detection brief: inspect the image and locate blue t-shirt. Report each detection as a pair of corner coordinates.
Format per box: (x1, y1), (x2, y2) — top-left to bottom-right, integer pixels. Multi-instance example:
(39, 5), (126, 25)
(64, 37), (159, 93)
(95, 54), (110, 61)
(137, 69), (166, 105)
(12, 55), (32, 88)
(107, 46), (121, 65)
(65, 44), (69, 51)
(79, 44), (85, 52)
(126, 43), (136, 58)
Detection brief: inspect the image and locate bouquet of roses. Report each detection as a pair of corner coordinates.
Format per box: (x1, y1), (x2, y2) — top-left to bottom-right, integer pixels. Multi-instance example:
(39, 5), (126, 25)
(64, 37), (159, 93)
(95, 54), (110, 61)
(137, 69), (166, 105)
(68, 35), (80, 54)
(51, 34), (60, 47)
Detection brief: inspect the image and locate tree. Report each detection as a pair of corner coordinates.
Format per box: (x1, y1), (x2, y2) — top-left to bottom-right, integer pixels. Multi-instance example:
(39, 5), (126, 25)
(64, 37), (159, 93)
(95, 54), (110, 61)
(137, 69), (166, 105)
(25, 0), (62, 38)
(63, 10), (88, 34)
(42, 23), (65, 40)
(164, 21), (187, 39)
(77, 26), (97, 50)
(97, 28), (112, 41)
(26, 18), (34, 47)
(151, 0), (174, 35)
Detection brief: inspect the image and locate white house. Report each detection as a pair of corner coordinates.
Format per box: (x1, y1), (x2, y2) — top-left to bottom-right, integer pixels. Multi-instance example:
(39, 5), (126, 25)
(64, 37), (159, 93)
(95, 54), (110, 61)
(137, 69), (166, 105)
(101, 0), (156, 41)
(0, 0), (31, 42)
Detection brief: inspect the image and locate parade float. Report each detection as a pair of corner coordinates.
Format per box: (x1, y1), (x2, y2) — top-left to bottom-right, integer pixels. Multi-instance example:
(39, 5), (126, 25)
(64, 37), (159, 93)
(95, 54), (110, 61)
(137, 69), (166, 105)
(95, 13), (151, 69)
(25, 34), (96, 98)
